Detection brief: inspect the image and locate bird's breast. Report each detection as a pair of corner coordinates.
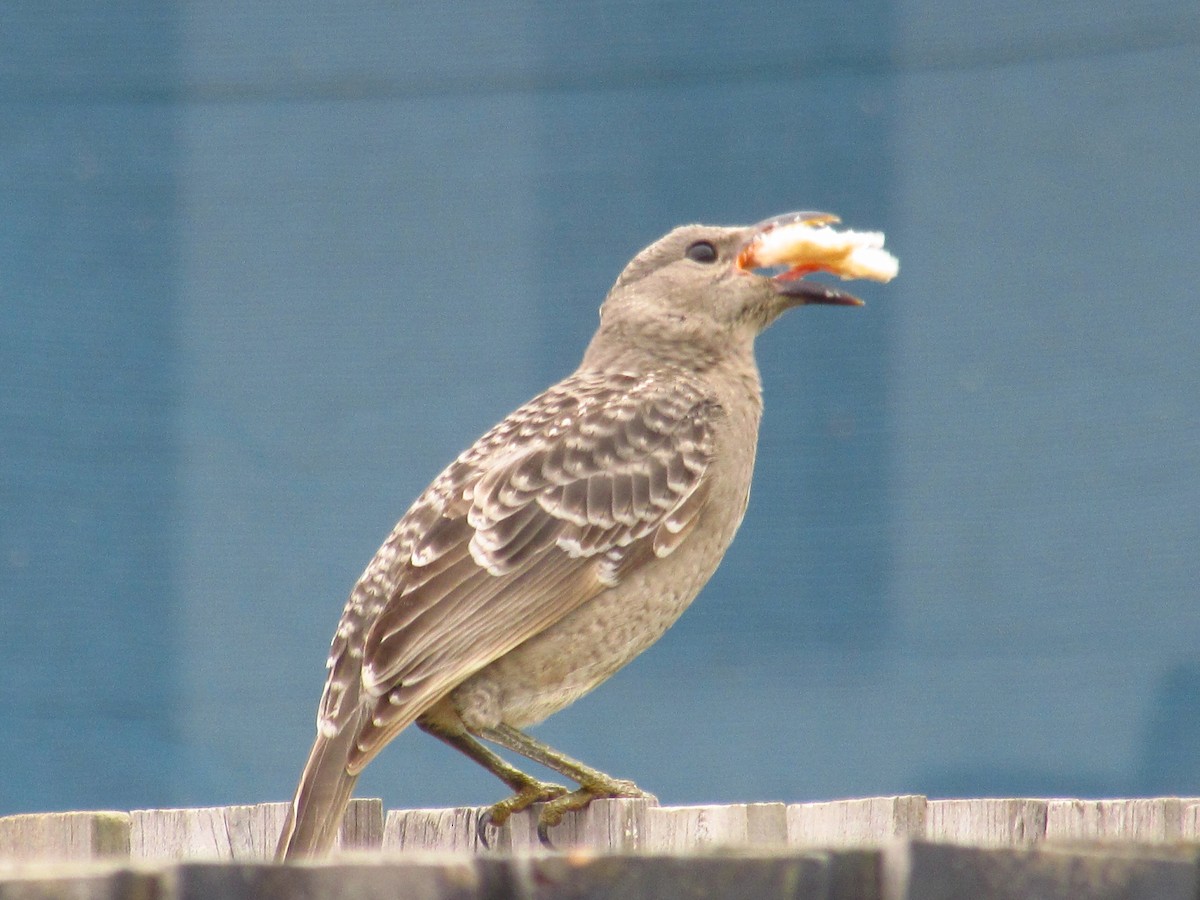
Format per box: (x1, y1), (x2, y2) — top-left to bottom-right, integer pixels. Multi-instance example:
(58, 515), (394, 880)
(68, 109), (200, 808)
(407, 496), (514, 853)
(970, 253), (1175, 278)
(448, 372), (765, 732)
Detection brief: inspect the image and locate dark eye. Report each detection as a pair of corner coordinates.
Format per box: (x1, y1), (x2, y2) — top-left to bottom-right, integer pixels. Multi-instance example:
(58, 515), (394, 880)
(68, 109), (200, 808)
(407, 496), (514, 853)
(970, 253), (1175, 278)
(685, 240), (718, 263)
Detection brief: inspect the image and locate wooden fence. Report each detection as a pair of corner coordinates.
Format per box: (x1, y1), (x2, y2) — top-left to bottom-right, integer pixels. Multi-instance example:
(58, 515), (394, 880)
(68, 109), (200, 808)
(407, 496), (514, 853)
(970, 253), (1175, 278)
(3, 796), (1200, 898)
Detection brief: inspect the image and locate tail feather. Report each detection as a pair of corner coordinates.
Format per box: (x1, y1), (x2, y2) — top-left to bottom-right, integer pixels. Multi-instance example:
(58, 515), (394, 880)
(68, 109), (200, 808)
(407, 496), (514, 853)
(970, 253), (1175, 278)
(276, 714), (364, 860)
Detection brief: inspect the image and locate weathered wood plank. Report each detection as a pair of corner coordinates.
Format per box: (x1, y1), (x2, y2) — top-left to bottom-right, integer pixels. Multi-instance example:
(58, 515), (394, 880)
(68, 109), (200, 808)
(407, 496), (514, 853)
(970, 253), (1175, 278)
(382, 806), (491, 854)
(166, 858), (510, 900)
(515, 851), (832, 900)
(643, 803), (787, 852)
(13, 795), (1200, 872)
(925, 799), (1047, 847)
(745, 803), (790, 846)
(825, 849), (884, 900)
(0, 812), (130, 863)
(644, 804), (746, 852)
(786, 795), (927, 848)
(1044, 798), (1183, 842)
(0, 868), (161, 900)
(885, 840), (1200, 900)
(2, 841), (1200, 899)
(334, 798), (385, 852)
(129, 804), (283, 861)
(129, 799), (383, 860)
(1181, 801), (1200, 841)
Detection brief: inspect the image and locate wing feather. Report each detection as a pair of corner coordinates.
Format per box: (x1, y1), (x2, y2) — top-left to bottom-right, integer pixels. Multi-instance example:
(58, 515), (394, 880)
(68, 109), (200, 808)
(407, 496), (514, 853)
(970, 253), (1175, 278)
(316, 370), (723, 771)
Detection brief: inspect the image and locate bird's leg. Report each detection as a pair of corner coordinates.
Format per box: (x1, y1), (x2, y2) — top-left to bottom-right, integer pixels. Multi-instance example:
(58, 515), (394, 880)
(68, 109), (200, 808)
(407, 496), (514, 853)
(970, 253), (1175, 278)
(416, 721), (568, 831)
(473, 723), (653, 842)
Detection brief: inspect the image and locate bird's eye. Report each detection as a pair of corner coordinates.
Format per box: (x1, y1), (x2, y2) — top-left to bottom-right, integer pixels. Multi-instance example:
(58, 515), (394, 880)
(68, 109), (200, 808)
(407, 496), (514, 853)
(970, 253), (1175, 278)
(685, 240), (718, 263)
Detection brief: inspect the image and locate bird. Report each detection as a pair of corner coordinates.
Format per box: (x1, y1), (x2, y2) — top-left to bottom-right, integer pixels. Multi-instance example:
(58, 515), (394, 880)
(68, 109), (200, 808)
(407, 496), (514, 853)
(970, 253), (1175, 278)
(275, 211), (898, 859)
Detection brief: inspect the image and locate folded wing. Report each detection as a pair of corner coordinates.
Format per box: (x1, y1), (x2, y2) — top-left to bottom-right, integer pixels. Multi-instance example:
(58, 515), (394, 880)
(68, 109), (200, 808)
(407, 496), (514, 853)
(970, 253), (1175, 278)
(313, 370), (722, 772)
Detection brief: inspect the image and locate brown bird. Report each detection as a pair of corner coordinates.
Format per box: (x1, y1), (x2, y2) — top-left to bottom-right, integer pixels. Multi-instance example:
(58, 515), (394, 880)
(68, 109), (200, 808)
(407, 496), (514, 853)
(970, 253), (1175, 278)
(276, 212), (898, 859)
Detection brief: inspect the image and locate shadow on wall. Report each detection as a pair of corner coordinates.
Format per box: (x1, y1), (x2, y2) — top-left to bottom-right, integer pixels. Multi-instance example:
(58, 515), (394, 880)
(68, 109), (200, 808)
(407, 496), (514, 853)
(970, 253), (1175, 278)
(1138, 661), (1200, 796)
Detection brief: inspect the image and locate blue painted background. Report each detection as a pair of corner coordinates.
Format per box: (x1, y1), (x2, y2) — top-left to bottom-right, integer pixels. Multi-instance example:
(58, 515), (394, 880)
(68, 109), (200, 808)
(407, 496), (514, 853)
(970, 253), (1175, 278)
(2, 3), (1199, 815)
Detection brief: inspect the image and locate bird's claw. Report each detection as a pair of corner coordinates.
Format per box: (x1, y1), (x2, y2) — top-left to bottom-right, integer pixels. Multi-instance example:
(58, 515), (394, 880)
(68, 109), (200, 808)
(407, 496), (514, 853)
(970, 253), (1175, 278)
(533, 779), (652, 848)
(536, 814), (557, 848)
(476, 807), (498, 850)
(475, 780), (570, 848)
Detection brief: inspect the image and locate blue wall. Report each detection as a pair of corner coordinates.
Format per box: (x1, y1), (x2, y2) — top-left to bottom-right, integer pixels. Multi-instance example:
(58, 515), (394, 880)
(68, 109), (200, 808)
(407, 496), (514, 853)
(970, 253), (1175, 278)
(1, 5), (183, 808)
(2, 3), (1198, 814)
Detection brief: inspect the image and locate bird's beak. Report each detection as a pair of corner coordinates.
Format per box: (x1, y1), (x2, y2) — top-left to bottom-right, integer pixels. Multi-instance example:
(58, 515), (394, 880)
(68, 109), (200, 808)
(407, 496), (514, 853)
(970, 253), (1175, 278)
(737, 211), (899, 306)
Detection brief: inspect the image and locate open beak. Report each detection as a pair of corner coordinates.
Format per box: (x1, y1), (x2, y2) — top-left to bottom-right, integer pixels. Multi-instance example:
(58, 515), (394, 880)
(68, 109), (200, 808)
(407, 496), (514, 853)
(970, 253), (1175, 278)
(737, 210), (899, 306)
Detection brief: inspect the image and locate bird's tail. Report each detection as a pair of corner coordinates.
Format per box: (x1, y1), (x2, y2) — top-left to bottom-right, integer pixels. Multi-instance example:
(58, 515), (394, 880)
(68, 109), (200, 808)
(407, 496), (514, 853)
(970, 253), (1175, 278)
(275, 713), (363, 861)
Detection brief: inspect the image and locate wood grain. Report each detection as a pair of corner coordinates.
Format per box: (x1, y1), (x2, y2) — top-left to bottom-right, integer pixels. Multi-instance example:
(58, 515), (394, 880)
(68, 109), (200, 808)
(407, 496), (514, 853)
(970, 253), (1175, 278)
(786, 795), (927, 847)
(0, 812), (130, 863)
(926, 798), (1047, 846)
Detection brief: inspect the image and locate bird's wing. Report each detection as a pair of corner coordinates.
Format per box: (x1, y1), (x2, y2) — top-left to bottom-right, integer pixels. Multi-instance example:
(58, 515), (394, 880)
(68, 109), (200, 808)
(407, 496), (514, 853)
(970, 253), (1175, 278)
(316, 370), (722, 772)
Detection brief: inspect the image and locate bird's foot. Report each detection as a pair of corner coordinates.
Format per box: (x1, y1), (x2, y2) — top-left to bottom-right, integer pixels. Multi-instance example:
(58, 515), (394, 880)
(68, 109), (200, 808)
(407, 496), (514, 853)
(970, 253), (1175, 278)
(536, 777), (653, 847)
(477, 779), (570, 847)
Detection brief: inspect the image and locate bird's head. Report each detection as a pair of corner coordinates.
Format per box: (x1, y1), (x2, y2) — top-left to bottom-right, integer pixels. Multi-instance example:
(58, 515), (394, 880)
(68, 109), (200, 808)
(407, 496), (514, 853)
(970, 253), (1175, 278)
(586, 212), (898, 370)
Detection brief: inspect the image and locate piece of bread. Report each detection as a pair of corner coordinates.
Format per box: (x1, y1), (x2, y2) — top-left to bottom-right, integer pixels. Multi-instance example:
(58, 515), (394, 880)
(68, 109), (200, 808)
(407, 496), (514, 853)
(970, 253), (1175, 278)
(742, 218), (899, 282)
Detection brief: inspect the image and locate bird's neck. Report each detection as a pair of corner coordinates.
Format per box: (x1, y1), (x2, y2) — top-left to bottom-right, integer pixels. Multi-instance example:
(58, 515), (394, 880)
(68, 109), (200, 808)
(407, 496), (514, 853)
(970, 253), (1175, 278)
(579, 336), (764, 414)
(704, 347), (764, 424)
(581, 321), (759, 380)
